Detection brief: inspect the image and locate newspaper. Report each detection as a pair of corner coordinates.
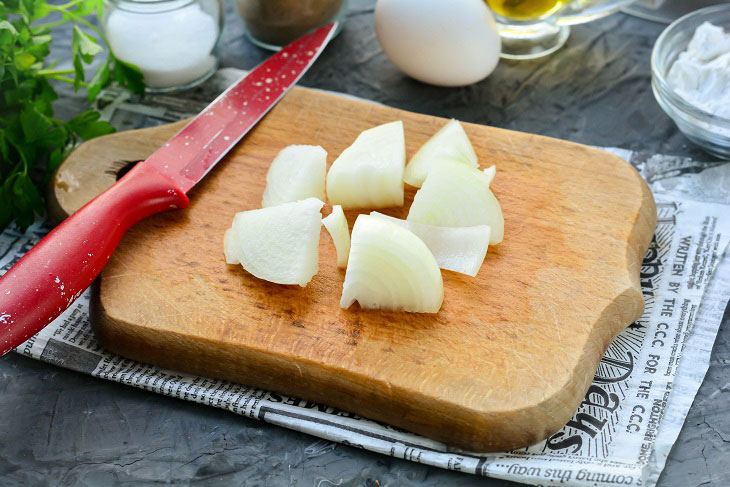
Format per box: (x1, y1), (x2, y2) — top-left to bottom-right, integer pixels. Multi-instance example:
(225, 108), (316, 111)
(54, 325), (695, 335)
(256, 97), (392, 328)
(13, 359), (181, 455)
(2, 69), (730, 486)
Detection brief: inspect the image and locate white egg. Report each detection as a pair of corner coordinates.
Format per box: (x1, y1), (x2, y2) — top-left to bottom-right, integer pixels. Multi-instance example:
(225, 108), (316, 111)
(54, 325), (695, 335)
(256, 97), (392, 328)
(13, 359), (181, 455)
(374, 0), (501, 87)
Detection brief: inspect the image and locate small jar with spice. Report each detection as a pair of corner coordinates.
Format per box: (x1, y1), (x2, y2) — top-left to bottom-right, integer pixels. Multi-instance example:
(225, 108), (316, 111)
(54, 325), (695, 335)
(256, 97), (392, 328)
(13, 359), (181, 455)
(102, 0), (224, 92)
(236, 0), (349, 51)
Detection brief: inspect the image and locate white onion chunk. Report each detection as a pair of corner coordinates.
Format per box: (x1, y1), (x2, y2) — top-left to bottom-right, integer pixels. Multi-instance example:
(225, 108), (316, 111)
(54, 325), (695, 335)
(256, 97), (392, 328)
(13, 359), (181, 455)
(370, 212), (490, 276)
(403, 119), (478, 188)
(340, 215), (443, 313)
(408, 161), (504, 244)
(326, 121), (405, 209)
(225, 198), (324, 287)
(262, 145), (327, 207)
(322, 205), (351, 268)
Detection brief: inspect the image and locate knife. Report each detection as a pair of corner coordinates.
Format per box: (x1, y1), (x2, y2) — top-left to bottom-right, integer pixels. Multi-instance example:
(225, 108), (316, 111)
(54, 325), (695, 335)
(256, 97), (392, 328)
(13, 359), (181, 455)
(0, 23), (337, 357)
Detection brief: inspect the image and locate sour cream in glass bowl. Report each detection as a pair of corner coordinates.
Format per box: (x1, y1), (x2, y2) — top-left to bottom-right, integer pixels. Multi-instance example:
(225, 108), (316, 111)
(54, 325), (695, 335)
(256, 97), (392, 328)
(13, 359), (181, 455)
(651, 4), (730, 158)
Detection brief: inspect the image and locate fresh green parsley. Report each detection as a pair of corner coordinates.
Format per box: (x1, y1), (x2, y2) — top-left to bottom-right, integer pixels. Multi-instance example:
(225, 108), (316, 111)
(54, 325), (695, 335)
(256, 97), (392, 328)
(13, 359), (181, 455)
(0, 0), (145, 232)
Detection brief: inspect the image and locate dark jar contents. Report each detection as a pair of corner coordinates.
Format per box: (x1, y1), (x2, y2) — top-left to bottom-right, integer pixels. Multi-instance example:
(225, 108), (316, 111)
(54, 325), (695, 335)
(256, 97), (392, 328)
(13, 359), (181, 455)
(237, 0), (345, 48)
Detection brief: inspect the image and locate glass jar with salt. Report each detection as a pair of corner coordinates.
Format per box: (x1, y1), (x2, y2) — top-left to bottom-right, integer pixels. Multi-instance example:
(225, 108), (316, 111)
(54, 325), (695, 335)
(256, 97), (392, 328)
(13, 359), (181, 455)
(102, 0), (223, 92)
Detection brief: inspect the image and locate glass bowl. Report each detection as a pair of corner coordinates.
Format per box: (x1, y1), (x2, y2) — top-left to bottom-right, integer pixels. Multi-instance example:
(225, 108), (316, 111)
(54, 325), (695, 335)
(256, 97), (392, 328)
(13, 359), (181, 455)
(651, 4), (730, 159)
(487, 0), (638, 59)
(623, 0), (727, 24)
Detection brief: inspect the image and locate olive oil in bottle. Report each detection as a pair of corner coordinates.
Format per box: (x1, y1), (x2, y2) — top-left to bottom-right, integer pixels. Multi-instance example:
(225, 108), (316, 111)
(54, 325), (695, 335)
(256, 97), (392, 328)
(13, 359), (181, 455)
(486, 0), (565, 21)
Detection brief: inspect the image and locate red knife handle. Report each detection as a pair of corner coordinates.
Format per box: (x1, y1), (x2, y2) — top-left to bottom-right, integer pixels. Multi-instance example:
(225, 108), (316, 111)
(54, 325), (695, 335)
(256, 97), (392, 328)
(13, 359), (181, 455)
(0, 162), (189, 356)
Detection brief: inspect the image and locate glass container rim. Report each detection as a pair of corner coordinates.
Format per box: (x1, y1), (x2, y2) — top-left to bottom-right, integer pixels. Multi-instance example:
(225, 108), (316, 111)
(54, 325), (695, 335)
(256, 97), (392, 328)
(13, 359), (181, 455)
(103, 0), (198, 14)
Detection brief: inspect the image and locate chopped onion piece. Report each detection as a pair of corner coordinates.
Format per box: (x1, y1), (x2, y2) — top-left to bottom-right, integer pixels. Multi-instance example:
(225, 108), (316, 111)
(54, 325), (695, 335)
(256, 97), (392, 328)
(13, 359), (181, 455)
(226, 198), (324, 287)
(262, 145), (327, 207)
(407, 161), (504, 244)
(322, 205), (351, 268)
(223, 228), (239, 265)
(326, 121), (405, 209)
(403, 119), (478, 188)
(483, 165), (496, 186)
(341, 215), (443, 313)
(370, 212), (490, 276)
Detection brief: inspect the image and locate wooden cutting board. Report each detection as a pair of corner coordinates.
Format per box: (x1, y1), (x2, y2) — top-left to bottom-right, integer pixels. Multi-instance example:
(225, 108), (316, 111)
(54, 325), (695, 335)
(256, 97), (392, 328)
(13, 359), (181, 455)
(50, 87), (656, 452)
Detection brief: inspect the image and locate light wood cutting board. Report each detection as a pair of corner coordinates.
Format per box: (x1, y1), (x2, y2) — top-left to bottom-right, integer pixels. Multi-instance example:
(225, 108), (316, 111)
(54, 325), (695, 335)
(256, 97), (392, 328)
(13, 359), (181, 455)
(50, 87), (656, 452)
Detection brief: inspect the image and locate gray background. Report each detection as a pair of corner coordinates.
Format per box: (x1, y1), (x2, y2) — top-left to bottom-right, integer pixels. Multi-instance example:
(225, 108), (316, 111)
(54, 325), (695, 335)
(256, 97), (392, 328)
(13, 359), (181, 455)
(1, 1), (729, 485)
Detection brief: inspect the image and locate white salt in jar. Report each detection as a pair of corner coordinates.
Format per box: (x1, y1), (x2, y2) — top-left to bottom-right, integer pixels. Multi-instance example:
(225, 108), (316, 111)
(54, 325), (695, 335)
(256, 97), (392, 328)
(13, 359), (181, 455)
(103, 0), (223, 92)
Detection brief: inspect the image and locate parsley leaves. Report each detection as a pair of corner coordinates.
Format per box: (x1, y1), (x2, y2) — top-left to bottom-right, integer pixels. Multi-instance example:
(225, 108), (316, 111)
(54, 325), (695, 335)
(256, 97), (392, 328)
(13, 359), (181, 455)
(0, 0), (145, 232)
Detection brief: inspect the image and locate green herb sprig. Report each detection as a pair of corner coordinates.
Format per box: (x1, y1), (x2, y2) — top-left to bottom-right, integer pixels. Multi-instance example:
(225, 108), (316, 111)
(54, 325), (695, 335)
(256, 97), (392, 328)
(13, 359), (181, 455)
(0, 0), (145, 232)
